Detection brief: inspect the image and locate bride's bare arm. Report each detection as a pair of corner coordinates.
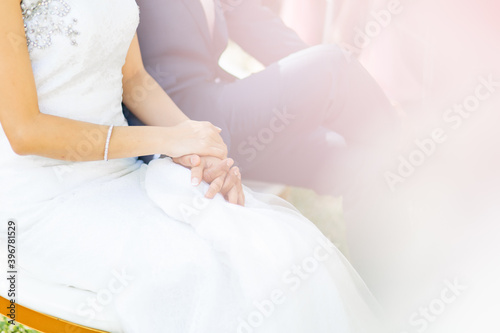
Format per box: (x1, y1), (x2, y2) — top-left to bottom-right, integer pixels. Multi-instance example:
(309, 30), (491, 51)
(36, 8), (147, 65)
(122, 34), (191, 127)
(120, 34), (244, 205)
(0, 2), (226, 161)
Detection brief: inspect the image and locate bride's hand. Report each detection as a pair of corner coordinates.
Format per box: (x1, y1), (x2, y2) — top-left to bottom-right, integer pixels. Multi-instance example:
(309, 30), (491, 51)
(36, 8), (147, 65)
(173, 155), (245, 206)
(165, 120), (227, 160)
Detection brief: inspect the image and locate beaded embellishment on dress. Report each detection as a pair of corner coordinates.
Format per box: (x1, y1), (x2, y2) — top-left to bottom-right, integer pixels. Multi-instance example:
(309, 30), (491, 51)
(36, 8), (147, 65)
(21, 0), (79, 51)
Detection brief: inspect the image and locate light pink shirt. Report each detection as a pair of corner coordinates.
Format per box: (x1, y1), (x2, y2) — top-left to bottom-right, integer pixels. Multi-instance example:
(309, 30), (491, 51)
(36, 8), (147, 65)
(200, 0), (215, 37)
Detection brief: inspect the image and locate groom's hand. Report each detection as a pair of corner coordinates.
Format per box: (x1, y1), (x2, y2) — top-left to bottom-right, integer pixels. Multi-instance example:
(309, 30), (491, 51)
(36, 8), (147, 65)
(172, 155), (245, 206)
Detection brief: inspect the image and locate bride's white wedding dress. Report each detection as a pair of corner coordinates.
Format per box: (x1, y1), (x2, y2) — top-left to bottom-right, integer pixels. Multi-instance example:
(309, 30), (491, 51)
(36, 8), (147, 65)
(0, 0), (381, 332)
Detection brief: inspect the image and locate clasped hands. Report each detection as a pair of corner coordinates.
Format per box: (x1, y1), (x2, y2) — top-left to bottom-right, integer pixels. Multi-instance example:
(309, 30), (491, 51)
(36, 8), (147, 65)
(166, 120), (244, 206)
(173, 155), (245, 206)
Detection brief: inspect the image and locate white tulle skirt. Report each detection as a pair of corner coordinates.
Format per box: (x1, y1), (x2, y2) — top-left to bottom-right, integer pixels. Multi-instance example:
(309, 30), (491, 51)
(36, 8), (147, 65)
(1, 157), (381, 332)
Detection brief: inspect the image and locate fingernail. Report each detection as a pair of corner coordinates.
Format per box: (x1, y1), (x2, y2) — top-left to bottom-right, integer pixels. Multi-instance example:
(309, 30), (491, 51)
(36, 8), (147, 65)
(190, 156), (197, 165)
(215, 126), (222, 131)
(226, 159), (233, 167)
(191, 177), (199, 186)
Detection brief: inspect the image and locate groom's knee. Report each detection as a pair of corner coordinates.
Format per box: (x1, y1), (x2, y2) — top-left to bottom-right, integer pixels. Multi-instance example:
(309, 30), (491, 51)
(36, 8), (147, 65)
(277, 45), (347, 128)
(299, 44), (348, 80)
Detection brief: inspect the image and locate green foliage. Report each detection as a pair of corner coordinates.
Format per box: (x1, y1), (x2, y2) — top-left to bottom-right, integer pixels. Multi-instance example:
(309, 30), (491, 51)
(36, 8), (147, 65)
(0, 316), (39, 333)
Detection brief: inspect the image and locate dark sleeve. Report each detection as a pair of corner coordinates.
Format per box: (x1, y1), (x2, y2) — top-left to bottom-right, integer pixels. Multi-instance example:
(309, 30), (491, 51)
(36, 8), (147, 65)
(222, 0), (309, 66)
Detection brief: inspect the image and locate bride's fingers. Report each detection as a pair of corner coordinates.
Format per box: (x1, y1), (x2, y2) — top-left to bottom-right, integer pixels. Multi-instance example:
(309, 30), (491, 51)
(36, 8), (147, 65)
(238, 190), (245, 207)
(220, 166), (239, 196)
(204, 158), (233, 183)
(234, 169), (245, 206)
(205, 175), (224, 199)
(173, 154), (201, 168)
(220, 167), (244, 206)
(188, 154), (201, 166)
(226, 186), (239, 205)
(190, 163), (205, 186)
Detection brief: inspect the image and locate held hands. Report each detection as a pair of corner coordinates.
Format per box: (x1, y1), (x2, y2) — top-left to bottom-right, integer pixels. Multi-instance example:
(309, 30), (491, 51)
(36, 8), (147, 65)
(173, 155), (245, 206)
(167, 120), (244, 206)
(166, 120), (228, 160)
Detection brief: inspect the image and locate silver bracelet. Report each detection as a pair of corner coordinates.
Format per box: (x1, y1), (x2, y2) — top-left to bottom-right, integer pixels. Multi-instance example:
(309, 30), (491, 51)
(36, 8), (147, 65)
(104, 125), (114, 161)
